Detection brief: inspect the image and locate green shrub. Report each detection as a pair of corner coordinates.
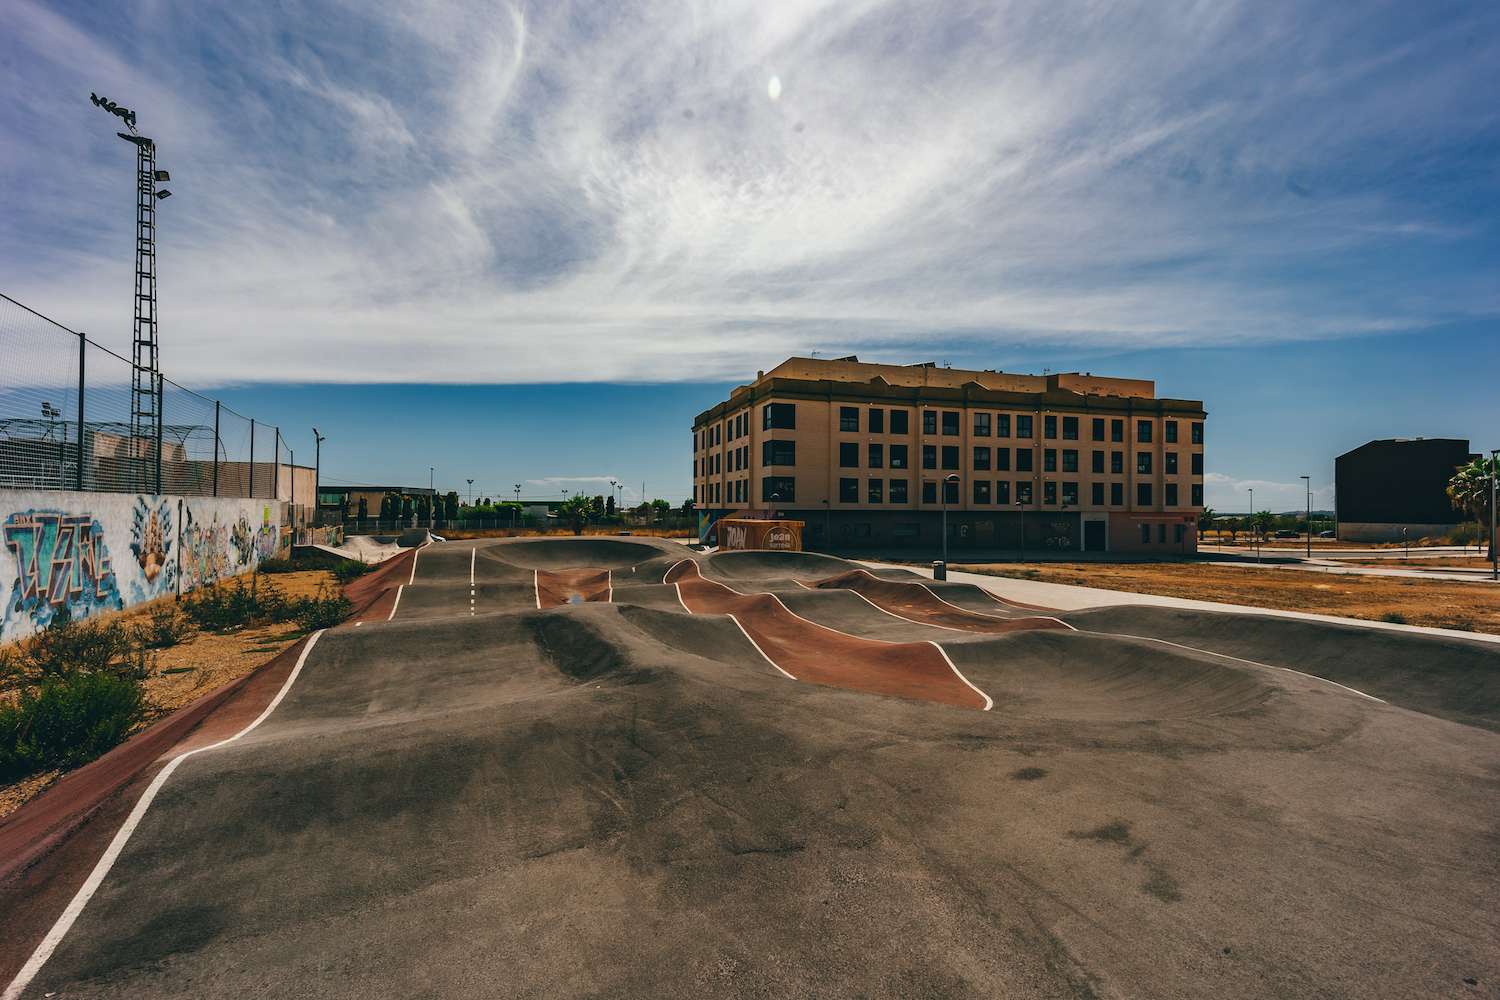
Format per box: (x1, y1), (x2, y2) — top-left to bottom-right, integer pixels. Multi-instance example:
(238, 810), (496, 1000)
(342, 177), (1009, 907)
(330, 559), (372, 585)
(1379, 612), (1408, 624)
(0, 670), (151, 780)
(295, 591), (353, 631)
(21, 618), (133, 678)
(183, 576), (350, 632)
(256, 557), (301, 574)
(135, 606), (187, 649)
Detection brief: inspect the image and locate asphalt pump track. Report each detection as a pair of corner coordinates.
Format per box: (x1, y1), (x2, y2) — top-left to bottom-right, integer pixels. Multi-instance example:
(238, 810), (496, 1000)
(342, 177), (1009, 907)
(3, 536), (1498, 999)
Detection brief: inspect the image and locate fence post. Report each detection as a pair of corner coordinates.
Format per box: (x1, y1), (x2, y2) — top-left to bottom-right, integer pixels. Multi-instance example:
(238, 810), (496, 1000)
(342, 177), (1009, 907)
(154, 372), (163, 495)
(249, 421), (256, 498)
(75, 332), (85, 491)
(213, 401), (220, 497)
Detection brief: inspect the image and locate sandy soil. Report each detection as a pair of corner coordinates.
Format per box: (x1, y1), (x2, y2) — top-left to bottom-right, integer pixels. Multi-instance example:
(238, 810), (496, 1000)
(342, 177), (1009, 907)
(951, 560), (1500, 635)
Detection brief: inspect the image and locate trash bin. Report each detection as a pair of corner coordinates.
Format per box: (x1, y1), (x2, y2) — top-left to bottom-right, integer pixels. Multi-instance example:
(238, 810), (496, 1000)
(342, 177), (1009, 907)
(933, 560), (947, 581)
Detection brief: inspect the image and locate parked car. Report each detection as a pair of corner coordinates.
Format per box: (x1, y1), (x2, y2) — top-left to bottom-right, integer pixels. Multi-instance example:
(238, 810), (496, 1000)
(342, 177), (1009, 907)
(1273, 529), (1298, 538)
(1319, 530), (1336, 538)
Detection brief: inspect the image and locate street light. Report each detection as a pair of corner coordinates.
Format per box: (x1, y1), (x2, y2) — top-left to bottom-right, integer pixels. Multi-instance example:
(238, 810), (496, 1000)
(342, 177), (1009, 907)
(1016, 497), (1027, 563)
(1301, 475), (1310, 559)
(937, 474), (960, 578)
(1247, 488), (1257, 564)
(466, 479), (473, 505)
(1490, 449), (1497, 582)
(313, 428), (325, 526)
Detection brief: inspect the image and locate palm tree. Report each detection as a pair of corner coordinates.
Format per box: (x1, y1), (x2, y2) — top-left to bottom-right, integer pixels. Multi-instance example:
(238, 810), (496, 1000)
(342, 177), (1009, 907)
(558, 494), (591, 535)
(1252, 510), (1274, 538)
(1448, 458), (1496, 557)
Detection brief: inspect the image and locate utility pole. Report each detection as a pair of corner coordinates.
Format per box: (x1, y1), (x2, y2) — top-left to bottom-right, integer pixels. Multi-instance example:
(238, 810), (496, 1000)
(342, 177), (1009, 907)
(313, 429), (325, 525)
(91, 93), (171, 493)
(1301, 475), (1311, 559)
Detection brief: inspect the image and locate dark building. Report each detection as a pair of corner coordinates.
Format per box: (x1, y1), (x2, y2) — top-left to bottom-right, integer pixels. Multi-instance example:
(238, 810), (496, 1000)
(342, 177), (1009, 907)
(1334, 438), (1477, 542)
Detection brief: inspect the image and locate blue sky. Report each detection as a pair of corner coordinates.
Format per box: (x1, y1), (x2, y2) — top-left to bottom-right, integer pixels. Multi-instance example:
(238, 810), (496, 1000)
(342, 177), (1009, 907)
(2, 0), (1496, 511)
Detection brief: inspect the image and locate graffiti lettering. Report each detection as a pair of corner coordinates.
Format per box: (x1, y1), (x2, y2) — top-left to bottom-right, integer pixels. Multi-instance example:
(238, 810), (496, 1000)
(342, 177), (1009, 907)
(4, 513), (114, 607)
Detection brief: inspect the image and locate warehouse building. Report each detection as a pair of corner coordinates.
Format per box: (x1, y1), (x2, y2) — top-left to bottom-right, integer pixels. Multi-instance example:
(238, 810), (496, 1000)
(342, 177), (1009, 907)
(1334, 438), (1477, 542)
(691, 357), (1207, 553)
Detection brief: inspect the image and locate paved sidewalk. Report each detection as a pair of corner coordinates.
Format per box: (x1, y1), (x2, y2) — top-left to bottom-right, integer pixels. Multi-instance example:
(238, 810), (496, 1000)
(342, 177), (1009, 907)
(860, 559), (1500, 645)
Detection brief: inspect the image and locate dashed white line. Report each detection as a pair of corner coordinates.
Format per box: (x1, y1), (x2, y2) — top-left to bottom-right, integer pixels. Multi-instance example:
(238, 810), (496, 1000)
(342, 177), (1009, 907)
(2, 632), (327, 1000)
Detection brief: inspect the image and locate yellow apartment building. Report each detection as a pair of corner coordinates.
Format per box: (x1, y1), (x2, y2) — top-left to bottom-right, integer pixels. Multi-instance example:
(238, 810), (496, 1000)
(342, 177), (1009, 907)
(691, 357), (1207, 553)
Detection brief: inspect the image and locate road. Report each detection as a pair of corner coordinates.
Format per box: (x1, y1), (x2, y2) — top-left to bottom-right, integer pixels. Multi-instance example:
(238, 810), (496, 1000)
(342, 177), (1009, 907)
(4, 536), (1498, 999)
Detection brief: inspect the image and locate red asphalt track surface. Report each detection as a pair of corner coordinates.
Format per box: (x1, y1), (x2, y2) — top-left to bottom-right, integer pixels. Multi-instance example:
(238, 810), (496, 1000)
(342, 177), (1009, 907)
(803, 569), (1075, 634)
(664, 560), (990, 710)
(535, 569), (611, 607)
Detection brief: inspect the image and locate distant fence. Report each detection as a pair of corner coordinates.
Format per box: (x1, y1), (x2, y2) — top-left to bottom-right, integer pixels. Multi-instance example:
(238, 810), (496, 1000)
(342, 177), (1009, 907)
(1, 292), (291, 498)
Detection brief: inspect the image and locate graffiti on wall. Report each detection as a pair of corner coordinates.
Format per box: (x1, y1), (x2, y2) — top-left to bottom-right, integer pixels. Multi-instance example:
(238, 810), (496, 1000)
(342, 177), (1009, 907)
(125, 496), (176, 604)
(3, 510), (123, 634)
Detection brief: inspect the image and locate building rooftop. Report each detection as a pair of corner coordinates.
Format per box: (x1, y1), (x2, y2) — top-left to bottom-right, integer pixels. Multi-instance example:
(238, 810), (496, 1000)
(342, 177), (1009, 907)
(752, 356), (1156, 399)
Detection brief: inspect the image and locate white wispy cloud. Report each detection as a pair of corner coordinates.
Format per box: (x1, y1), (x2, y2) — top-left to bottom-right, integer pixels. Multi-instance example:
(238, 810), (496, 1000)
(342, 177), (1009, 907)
(2, 0), (1496, 384)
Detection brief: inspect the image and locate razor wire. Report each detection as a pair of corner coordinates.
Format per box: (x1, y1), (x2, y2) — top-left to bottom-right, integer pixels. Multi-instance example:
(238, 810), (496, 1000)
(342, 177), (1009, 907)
(1, 291), (287, 499)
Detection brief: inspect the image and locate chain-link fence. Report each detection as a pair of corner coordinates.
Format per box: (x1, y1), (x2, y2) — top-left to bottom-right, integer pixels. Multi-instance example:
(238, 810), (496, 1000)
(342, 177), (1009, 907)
(1, 292), (292, 499)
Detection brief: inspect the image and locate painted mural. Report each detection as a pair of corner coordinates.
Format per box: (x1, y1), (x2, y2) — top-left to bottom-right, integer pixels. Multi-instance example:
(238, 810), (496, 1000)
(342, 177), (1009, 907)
(1, 490), (282, 646)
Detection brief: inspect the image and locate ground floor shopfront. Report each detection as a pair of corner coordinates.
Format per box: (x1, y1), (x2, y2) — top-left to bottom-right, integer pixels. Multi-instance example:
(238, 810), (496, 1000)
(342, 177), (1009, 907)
(699, 508), (1197, 554)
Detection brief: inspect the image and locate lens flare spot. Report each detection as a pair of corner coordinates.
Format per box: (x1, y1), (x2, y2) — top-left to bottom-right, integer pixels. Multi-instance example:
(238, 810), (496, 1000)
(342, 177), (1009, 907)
(768, 76), (782, 100)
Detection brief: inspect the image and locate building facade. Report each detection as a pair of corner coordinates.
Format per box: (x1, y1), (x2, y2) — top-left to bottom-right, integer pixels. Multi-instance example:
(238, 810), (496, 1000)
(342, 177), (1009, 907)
(1334, 438), (1477, 542)
(692, 357), (1207, 553)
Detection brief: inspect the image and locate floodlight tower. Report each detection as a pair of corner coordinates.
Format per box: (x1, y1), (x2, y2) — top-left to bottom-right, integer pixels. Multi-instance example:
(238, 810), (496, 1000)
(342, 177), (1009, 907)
(91, 93), (172, 492)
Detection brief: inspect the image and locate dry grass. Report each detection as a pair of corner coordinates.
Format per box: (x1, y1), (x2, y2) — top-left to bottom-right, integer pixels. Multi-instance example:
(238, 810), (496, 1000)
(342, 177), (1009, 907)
(439, 526), (691, 540)
(0, 567), (341, 819)
(951, 561), (1500, 635)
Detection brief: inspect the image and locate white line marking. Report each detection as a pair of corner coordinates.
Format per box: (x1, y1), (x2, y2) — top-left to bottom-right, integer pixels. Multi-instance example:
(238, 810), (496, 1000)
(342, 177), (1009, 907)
(802, 575), (1076, 633)
(606, 569), (612, 604)
(926, 640), (993, 710)
(355, 621), (363, 626)
(1096, 632), (1387, 703)
(387, 585), (403, 621)
(663, 557), (694, 585)
(470, 547), (475, 586)
(728, 615), (796, 679)
(2, 632), (326, 1000)
(674, 582), (691, 613)
(408, 547), (419, 586)
(534, 570), (541, 609)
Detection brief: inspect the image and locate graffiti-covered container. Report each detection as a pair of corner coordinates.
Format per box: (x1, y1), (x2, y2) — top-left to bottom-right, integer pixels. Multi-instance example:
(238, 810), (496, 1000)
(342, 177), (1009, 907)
(717, 519), (804, 552)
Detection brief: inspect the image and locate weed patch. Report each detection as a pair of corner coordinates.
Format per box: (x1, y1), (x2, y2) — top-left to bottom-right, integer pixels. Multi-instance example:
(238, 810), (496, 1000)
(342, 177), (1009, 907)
(0, 670), (151, 780)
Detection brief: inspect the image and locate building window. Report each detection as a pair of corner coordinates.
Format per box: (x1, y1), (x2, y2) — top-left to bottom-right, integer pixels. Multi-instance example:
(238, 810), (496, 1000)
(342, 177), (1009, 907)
(1016, 448), (1033, 472)
(693, 432), (699, 452)
(922, 481), (937, 504)
(868, 479), (883, 503)
(1165, 483), (1178, 506)
(1158, 523), (1167, 543)
(923, 411), (937, 434)
(973, 446), (991, 471)
(1165, 452), (1177, 474)
(996, 448), (1010, 472)
(1191, 421), (1203, 445)
(890, 444), (908, 469)
(1111, 419), (1124, 442)
(1044, 481), (1057, 505)
(1044, 415), (1057, 439)
(1137, 452), (1152, 474)
(996, 480), (1011, 504)
(996, 414), (1011, 437)
(1137, 420), (1152, 443)
(1165, 420), (1178, 443)
(1017, 482), (1033, 504)
(839, 442), (860, 467)
(869, 443), (884, 468)
(1043, 449), (1057, 472)
(693, 459), (698, 477)
(890, 479), (908, 503)
(1111, 482), (1123, 506)
(839, 478), (859, 503)
(1174, 523), (1185, 543)
(1092, 418), (1105, 442)
(1191, 453), (1203, 476)
(974, 412), (991, 436)
(1062, 450), (1078, 473)
(922, 444), (937, 469)
(891, 409), (909, 434)
(893, 522), (919, 536)
(763, 476), (795, 502)
(1062, 416), (1079, 440)
(763, 402), (796, 430)
(840, 407), (859, 432)
(944, 480), (959, 504)
(763, 440), (795, 466)
(942, 411), (960, 435)
(1141, 524), (1151, 543)
(1111, 451), (1123, 474)
(1062, 482), (1078, 505)
(1017, 415), (1033, 438)
(1138, 482), (1153, 505)
(941, 445), (960, 470)
(1091, 450), (1104, 474)
(973, 480), (990, 504)
(869, 408), (884, 434)
(1192, 483), (1203, 506)
(1092, 482), (1105, 505)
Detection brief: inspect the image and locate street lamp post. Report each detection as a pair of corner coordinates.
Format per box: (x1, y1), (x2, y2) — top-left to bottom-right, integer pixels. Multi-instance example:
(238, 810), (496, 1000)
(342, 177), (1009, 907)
(1491, 449), (1497, 582)
(1301, 475), (1310, 559)
(466, 479), (473, 505)
(936, 474), (959, 579)
(313, 428), (324, 526)
(1016, 498), (1026, 563)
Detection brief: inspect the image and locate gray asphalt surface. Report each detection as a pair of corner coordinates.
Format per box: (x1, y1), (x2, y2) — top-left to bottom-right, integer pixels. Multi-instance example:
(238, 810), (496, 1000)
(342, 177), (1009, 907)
(16, 537), (1500, 999)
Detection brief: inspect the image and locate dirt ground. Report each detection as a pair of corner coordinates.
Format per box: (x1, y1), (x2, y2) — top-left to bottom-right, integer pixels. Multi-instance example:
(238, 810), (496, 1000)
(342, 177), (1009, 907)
(952, 561), (1500, 635)
(0, 568), (340, 819)
(438, 526), (691, 540)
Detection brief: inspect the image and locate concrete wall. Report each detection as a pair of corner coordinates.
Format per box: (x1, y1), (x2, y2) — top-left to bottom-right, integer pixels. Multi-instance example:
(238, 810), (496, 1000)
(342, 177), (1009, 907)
(1339, 522), (1457, 543)
(1, 489), (284, 646)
